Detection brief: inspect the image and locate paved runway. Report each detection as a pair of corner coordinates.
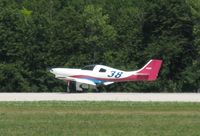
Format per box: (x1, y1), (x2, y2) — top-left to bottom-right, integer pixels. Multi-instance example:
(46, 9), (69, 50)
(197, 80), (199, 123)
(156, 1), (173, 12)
(0, 93), (200, 102)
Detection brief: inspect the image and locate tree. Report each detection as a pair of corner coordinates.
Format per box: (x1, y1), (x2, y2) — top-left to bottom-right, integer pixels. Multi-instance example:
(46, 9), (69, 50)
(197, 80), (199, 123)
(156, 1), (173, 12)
(0, 0), (199, 92)
(141, 0), (195, 91)
(82, 4), (116, 64)
(0, 64), (30, 92)
(184, 0), (200, 91)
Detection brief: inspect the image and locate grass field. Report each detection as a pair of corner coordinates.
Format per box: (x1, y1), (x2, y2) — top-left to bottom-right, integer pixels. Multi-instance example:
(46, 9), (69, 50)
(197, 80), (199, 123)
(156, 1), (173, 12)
(0, 102), (200, 136)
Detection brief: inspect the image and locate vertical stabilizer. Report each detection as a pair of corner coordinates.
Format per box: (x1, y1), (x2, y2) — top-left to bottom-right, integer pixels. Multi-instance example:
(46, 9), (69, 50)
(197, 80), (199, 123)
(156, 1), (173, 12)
(137, 59), (162, 81)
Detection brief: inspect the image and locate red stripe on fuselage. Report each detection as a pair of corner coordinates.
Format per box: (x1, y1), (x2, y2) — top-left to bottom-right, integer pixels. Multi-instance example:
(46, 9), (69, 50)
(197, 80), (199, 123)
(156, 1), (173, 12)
(70, 74), (149, 82)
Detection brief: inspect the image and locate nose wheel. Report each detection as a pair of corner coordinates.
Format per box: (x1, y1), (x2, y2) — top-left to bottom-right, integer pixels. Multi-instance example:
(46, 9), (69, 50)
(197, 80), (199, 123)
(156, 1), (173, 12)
(66, 81), (76, 93)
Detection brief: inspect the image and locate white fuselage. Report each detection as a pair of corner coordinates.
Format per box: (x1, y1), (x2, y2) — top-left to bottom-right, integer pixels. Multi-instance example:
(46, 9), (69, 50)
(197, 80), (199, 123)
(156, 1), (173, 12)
(50, 65), (136, 85)
(49, 59), (163, 86)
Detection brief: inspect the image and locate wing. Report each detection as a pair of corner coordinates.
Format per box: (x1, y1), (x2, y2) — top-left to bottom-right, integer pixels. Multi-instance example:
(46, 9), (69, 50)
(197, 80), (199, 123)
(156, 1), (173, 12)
(57, 76), (113, 86)
(61, 77), (96, 86)
(103, 82), (114, 85)
(73, 78), (96, 86)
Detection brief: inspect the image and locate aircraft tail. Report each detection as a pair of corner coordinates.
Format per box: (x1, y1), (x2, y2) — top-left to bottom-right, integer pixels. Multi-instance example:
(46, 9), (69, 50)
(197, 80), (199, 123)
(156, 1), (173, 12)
(136, 59), (163, 81)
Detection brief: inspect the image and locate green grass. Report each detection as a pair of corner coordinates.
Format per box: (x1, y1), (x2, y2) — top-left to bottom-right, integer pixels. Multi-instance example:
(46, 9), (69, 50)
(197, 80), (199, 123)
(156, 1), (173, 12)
(0, 102), (200, 136)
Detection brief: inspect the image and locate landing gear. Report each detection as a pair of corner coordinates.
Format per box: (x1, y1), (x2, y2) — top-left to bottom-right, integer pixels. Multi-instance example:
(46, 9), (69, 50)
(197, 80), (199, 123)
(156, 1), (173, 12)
(79, 84), (88, 92)
(79, 83), (98, 92)
(66, 81), (76, 93)
(96, 85), (104, 92)
(66, 81), (98, 93)
(67, 81), (70, 93)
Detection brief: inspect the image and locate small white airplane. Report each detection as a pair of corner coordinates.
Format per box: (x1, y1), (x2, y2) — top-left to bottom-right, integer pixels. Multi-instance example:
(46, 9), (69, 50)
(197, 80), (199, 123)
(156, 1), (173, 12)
(49, 59), (162, 91)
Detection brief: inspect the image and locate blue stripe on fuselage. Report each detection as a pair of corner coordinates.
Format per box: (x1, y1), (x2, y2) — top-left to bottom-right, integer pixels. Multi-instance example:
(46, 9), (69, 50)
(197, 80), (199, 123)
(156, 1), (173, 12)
(82, 77), (104, 84)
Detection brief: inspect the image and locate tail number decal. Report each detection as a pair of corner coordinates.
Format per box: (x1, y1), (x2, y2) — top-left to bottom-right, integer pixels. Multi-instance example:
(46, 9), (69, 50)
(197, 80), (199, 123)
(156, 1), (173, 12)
(108, 71), (123, 78)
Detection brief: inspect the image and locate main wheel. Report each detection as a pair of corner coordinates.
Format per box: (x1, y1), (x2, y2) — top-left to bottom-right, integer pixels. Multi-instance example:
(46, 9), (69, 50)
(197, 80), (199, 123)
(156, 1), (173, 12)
(67, 81), (76, 93)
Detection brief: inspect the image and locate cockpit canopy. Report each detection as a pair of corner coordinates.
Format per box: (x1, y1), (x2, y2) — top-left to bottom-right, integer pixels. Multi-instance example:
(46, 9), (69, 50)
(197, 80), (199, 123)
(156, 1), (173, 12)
(82, 64), (116, 73)
(82, 65), (96, 71)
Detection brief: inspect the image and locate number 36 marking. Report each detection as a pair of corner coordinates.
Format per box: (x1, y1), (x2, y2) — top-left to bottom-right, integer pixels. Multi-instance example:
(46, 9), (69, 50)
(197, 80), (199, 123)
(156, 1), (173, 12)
(108, 71), (123, 78)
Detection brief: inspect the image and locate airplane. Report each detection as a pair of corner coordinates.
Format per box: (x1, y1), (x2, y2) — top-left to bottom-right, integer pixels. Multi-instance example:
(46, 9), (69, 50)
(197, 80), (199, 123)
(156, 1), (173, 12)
(49, 59), (162, 92)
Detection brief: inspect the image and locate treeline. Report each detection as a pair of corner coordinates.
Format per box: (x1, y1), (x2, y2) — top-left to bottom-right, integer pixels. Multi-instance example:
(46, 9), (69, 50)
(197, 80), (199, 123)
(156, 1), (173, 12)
(0, 0), (199, 92)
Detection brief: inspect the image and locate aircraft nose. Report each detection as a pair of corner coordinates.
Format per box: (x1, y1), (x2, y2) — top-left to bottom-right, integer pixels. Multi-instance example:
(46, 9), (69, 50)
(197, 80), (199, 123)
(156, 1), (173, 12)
(47, 68), (54, 73)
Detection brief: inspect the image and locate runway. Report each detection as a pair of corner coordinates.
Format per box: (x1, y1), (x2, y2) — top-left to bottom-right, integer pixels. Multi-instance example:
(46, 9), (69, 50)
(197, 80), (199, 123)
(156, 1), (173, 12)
(0, 93), (200, 102)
